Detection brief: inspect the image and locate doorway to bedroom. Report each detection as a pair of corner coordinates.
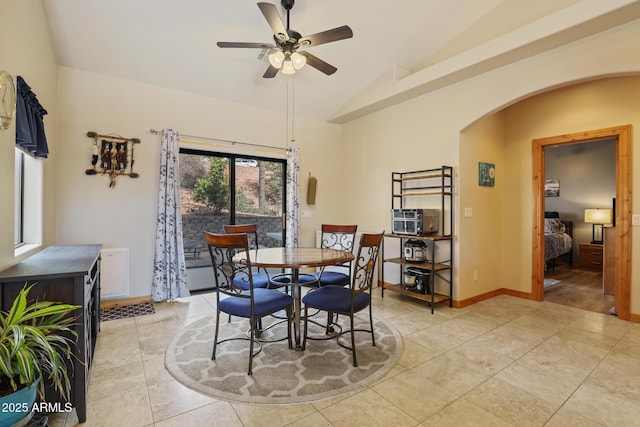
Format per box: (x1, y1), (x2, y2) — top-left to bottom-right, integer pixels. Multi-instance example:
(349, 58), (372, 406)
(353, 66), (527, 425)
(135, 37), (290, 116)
(532, 125), (632, 320)
(542, 138), (616, 314)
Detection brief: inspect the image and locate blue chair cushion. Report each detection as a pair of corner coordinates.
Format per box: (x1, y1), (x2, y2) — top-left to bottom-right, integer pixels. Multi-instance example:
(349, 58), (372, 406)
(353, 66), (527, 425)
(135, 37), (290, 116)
(302, 285), (370, 314)
(219, 288), (293, 318)
(233, 272), (270, 290)
(318, 271), (350, 287)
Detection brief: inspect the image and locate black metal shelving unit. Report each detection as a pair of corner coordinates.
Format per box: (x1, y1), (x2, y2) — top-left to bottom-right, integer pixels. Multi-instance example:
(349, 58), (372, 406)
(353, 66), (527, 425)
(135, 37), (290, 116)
(381, 166), (454, 313)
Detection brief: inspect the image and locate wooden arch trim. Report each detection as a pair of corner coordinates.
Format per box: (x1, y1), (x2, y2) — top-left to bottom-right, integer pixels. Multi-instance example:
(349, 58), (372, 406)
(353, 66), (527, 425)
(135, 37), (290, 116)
(532, 125), (632, 320)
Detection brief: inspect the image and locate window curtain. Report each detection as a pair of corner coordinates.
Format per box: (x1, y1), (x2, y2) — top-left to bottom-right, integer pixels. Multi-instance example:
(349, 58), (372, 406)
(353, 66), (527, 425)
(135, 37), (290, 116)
(15, 76), (48, 158)
(151, 129), (190, 302)
(285, 147), (300, 248)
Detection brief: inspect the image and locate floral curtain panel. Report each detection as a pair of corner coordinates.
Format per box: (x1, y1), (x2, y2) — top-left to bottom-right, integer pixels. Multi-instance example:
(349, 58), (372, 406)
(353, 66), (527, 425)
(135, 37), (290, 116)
(152, 129), (190, 301)
(285, 147), (300, 248)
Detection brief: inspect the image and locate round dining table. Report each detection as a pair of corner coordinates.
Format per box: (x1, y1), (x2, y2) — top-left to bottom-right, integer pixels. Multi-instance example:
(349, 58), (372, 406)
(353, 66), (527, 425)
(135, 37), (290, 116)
(235, 247), (354, 350)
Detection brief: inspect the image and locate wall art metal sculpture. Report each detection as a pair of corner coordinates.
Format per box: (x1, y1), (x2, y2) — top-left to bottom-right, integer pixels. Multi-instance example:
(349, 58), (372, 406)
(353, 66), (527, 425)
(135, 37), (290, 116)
(85, 131), (140, 187)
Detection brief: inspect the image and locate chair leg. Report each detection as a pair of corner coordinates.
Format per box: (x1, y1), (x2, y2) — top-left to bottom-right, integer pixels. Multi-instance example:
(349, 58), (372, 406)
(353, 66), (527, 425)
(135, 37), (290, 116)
(248, 318), (255, 375)
(325, 311), (333, 334)
(212, 310), (221, 360)
(350, 313), (357, 367)
(369, 304), (376, 347)
(302, 306), (308, 350)
(287, 305), (293, 349)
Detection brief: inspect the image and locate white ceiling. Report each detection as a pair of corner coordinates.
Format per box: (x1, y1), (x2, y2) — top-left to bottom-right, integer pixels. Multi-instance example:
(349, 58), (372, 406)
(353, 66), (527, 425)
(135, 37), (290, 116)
(41, 0), (632, 121)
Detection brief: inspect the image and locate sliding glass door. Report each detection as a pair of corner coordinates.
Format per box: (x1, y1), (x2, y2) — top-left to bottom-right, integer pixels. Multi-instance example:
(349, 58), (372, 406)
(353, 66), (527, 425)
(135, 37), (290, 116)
(179, 149), (286, 271)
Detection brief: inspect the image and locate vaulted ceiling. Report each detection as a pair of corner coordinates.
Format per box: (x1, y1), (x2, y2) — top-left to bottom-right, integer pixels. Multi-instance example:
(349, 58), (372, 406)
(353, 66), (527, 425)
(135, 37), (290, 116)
(42, 0), (640, 121)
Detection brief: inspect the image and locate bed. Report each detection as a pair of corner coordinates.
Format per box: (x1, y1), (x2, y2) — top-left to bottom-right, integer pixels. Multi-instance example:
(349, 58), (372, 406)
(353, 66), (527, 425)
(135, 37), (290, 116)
(544, 211), (573, 268)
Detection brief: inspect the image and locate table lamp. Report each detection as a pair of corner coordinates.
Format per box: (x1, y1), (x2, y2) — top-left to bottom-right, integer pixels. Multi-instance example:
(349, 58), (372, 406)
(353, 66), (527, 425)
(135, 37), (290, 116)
(584, 208), (612, 244)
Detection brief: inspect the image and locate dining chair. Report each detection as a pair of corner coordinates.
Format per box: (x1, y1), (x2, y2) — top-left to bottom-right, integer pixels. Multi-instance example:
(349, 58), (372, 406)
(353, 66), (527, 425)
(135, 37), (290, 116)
(302, 232), (383, 367)
(269, 224), (358, 290)
(224, 223), (291, 294)
(204, 231), (293, 375)
(223, 224), (271, 290)
(315, 224), (358, 287)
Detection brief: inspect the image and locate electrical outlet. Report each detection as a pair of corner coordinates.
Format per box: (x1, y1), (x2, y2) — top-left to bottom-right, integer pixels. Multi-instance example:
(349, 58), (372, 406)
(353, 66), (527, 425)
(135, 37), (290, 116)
(473, 271), (478, 281)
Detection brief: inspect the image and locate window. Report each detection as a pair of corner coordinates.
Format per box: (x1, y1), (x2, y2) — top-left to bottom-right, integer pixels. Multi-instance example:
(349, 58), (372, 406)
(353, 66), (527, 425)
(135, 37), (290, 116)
(179, 149), (286, 268)
(14, 76), (47, 255)
(14, 147), (43, 255)
(14, 148), (24, 246)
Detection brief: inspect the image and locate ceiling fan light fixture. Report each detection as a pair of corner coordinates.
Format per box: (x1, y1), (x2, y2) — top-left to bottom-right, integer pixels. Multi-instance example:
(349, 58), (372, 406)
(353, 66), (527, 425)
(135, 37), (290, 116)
(268, 50), (285, 68)
(281, 58), (296, 74)
(291, 52), (306, 70)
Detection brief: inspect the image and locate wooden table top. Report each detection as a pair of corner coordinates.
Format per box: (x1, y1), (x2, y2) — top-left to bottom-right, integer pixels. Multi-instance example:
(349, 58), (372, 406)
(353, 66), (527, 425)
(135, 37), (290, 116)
(235, 247), (354, 269)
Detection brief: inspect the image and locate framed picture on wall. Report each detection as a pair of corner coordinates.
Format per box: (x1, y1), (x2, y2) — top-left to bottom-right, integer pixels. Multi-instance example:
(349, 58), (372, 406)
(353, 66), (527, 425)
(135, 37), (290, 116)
(545, 179), (560, 197)
(478, 162), (495, 187)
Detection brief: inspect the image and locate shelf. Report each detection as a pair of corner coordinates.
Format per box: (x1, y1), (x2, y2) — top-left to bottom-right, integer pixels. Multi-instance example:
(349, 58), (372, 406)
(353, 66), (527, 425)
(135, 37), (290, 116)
(385, 166), (454, 313)
(382, 283), (451, 304)
(383, 257), (451, 271)
(384, 233), (452, 241)
(394, 191), (453, 197)
(394, 173), (453, 181)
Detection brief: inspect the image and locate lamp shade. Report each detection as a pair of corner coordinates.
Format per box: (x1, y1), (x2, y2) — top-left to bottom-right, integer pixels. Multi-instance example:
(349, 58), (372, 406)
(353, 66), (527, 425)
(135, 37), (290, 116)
(290, 52), (306, 70)
(268, 51), (284, 68)
(584, 208), (612, 224)
(281, 59), (295, 75)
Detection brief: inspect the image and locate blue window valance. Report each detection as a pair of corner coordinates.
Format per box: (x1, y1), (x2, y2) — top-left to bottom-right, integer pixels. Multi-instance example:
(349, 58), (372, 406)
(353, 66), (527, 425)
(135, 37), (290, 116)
(16, 76), (49, 158)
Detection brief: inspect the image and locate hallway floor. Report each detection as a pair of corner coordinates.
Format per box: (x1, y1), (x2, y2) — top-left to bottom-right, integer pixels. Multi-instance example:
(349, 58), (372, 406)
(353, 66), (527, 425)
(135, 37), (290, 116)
(49, 290), (640, 426)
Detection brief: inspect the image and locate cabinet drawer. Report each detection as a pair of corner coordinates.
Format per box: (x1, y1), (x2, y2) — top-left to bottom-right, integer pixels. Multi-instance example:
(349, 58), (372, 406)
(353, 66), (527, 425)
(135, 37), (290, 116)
(579, 243), (603, 269)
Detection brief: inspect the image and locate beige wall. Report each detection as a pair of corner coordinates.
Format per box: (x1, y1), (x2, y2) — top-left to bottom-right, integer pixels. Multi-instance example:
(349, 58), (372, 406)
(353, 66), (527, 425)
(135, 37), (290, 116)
(0, 0), (58, 270)
(459, 113), (505, 300)
(340, 21), (640, 314)
(54, 67), (341, 297)
(501, 76), (640, 307)
(3, 2), (640, 310)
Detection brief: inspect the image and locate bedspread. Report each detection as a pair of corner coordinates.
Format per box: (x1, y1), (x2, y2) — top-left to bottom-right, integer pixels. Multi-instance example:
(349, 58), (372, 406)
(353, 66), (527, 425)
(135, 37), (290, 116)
(545, 232), (572, 262)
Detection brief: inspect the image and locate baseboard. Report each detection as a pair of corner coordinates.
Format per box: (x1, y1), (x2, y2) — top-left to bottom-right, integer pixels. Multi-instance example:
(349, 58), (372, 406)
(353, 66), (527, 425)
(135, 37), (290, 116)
(456, 288), (537, 308)
(100, 295), (150, 309)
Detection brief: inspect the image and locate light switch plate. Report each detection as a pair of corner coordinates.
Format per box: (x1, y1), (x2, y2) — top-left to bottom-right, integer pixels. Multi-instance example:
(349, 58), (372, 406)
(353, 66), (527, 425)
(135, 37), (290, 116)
(632, 214), (640, 226)
(464, 208), (472, 217)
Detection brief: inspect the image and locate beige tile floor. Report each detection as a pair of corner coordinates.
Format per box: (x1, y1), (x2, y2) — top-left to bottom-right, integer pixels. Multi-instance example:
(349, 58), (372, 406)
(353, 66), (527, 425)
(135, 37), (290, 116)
(48, 290), (640, 426)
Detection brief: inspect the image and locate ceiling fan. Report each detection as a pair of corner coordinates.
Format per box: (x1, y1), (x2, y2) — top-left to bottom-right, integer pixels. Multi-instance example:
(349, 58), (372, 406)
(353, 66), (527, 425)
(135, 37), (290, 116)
(217, 1), (353, 78)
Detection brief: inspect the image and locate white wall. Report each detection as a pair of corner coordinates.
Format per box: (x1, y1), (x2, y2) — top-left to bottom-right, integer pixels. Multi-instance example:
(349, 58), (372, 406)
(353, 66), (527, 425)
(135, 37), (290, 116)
(53, 67), (341, 298)
(339, 20), (640, 312)
(0, 0), (58, 270)
(4, 2), (640, 315)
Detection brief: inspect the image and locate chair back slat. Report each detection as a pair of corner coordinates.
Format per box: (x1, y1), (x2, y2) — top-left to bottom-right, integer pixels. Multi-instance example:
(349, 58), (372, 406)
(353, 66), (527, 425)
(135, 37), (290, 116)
(319, 224), (358, 280)
(351, 232), (384, 294)
(223, 224), (259, 249)
(223, 224), (272, 282)
(204, 231), (253, 298)
(320, 224), (357, 252)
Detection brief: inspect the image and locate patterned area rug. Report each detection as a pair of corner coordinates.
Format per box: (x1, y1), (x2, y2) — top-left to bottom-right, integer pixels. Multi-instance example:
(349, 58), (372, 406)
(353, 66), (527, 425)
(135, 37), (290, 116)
(100, 302), (156, 321)
(165, 313), (403, 404)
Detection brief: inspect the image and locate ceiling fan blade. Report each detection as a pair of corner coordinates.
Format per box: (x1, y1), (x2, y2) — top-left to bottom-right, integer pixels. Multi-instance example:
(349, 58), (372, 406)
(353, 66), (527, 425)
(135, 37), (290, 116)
(299, 52), (337, 75)
(257, 2), (289, 41)
(217, 42), (275, 49)
(263, 64), (280, 78)
(299, 25), (353, 47)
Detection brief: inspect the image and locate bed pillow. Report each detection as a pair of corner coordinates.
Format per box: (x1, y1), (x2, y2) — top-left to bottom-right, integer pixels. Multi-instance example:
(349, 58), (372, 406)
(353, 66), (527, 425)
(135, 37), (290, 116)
(544, 218), (565, 234)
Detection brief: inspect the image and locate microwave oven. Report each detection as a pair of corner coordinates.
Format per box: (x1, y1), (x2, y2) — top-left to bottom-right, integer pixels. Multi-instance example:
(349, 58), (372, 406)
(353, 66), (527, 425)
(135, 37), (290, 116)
(391, 209), (440, 236)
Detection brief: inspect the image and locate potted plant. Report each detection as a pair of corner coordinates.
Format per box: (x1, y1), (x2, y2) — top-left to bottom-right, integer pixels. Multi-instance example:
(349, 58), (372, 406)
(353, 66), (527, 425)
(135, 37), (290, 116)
(0, 285), (79, 426)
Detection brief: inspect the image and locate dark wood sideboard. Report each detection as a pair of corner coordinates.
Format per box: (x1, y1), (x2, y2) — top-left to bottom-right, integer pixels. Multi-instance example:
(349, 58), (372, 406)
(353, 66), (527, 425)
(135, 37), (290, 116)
(0, 245), (101, 423)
